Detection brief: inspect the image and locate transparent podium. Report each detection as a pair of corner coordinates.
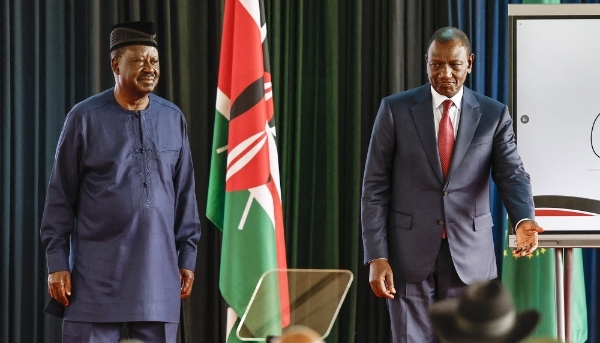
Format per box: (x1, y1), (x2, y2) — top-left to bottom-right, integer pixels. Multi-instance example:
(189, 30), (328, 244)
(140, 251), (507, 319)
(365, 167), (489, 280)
(236, 269), (354, 341)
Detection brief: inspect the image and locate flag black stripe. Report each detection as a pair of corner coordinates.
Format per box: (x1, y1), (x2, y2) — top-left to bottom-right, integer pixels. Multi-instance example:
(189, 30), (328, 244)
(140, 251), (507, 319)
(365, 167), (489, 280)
(230, 77), (264, 121)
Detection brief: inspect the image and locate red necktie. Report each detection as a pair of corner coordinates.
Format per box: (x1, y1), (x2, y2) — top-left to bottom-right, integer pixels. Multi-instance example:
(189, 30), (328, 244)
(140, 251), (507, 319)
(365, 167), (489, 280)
(439, 99), (454, 239)
(438, 99), (455, 180)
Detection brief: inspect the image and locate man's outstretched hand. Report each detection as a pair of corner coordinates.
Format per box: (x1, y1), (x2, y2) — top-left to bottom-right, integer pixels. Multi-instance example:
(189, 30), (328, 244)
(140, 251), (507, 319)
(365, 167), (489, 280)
(513, 220), (544, 257)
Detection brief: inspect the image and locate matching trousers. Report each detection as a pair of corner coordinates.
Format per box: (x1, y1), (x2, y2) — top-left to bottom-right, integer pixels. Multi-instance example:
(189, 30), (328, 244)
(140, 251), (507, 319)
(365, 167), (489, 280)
(60, 241), (475, 343)
(386, 239), (468, 343)
(62, 320), (178, 343)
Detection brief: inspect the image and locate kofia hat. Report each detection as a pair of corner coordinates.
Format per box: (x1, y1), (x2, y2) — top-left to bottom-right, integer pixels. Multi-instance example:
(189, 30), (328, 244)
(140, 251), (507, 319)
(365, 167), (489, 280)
(429, 280), (540, 343)
(110, 21), (157, 51)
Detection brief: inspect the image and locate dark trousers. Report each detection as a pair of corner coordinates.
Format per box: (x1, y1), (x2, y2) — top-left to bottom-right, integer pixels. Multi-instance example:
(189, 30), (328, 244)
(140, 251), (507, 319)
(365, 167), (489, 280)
(62, 320), (178, 343)
(387, 239), (467, 343)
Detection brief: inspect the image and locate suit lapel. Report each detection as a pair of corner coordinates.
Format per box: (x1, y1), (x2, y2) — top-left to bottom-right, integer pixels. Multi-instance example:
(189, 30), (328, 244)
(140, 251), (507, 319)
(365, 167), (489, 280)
(411, 86), (444, 183)
(448, 87), (481, 179)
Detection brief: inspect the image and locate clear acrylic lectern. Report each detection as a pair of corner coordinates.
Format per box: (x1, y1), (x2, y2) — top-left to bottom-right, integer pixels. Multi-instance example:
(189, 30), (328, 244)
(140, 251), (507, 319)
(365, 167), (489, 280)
(236, 269), (353, 341)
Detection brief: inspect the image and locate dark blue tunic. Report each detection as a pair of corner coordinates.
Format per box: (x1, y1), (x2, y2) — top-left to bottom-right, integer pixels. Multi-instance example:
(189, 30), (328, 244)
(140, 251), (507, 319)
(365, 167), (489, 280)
(40, 89), (201, 322)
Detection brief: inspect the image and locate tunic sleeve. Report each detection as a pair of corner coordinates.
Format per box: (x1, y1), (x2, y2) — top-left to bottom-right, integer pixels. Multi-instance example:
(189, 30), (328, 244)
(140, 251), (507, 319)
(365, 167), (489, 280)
(173, 116), (201, 271)
(40, 111), (83, 273)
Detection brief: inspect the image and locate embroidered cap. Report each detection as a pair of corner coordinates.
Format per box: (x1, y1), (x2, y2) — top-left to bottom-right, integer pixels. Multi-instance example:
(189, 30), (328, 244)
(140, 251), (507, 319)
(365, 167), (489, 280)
(110, 21), (157, 51)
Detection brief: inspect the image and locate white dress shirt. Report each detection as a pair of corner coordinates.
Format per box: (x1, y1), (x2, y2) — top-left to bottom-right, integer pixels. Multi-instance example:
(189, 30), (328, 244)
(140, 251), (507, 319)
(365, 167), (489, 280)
(431, 85), (463, 140)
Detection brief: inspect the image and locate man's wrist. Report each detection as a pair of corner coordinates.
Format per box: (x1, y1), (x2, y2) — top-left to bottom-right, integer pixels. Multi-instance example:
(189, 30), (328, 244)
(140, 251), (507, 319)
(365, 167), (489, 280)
(516, 219), (538, 231)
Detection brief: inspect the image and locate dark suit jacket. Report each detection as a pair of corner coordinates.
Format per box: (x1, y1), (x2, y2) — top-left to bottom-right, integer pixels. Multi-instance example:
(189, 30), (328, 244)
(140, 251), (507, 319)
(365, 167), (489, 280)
(361, 84), (534, 284)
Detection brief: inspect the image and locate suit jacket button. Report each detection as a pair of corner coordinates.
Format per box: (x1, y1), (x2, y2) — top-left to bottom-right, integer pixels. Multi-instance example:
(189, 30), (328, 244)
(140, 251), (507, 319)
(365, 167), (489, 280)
(438, 219), (445, 225)
(443, 191), (449, 196)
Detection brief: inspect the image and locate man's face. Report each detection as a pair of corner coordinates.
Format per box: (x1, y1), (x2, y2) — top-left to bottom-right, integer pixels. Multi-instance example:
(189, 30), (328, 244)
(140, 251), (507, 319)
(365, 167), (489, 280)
(426, 40), (473, 98)
(113, 45), (160, 97)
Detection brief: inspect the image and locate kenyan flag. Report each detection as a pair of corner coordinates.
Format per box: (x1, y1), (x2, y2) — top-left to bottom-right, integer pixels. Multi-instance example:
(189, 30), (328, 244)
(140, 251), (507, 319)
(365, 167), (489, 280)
(207, 0), (290, 341)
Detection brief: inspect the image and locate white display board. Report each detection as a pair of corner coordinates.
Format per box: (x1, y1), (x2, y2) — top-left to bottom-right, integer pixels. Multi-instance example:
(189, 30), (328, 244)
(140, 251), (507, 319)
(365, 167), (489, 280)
(510, 5), (600, 237)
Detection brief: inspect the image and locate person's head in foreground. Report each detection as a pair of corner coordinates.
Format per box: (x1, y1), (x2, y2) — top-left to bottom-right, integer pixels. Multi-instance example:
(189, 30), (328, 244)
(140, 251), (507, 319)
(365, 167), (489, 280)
(429, 280), (540, 343)
(279, 325), (324, 343)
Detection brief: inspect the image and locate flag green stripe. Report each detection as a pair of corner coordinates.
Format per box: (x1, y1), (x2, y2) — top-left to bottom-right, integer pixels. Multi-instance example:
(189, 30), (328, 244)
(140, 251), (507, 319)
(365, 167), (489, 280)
(207, 109), (230, 231)
(220, 189), (281, 339)
(571, 249), (588, 343)
(503, 244), (557, 337)
(502, 224), (588, 341)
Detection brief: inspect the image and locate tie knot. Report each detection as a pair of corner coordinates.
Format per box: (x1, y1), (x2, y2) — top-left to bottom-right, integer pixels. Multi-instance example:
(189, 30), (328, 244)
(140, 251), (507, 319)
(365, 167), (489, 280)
(442, 99), (453, 115)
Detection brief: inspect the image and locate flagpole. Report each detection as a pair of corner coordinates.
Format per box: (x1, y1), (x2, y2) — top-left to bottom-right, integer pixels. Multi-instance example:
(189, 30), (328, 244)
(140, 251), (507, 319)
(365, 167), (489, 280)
(554, 247), (575, 343)
(564, 248), (573, 343)
(225, 307), (238, 341)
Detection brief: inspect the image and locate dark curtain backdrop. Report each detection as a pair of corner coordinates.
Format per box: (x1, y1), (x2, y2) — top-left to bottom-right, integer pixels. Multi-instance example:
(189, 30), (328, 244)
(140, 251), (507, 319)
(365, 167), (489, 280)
(1, 0), (598, 342)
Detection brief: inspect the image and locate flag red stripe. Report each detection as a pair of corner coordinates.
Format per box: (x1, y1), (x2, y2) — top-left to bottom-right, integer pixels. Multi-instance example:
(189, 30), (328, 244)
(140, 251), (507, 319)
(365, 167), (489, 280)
(226, 131), (266, 171)
(230, 1), (264, 105)
(535, 209), (595, 217)
(217, 0), (235, 98)
(226, 103), (271, 191)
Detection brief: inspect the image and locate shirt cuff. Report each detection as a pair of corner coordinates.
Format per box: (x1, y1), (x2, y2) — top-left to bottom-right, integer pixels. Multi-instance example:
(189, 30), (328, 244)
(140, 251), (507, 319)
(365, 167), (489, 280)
(46, 252), (70, 274)
(368, 258), (388, 264)
(178, 246), (198, 271)
(515, 218), (532, 231)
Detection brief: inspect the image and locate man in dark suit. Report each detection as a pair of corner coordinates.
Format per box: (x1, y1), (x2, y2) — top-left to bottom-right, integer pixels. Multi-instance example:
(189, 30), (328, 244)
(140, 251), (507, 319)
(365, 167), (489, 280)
(361, 27), (543, 343)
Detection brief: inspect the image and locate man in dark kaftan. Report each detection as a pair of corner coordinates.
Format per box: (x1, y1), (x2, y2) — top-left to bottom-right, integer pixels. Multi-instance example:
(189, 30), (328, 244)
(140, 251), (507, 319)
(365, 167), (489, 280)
(39, 21), (201, 343)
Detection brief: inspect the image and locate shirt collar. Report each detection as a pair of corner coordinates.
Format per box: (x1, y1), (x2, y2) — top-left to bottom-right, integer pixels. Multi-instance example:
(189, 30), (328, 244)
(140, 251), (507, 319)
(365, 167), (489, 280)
(431, 86), (463, 111)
